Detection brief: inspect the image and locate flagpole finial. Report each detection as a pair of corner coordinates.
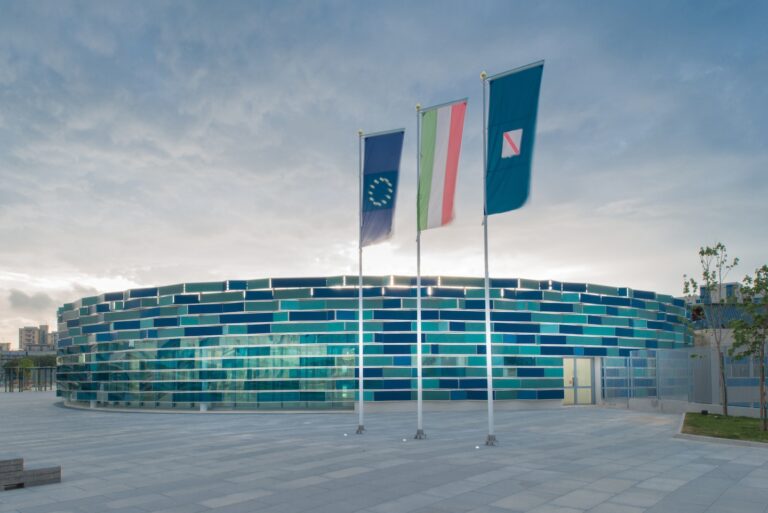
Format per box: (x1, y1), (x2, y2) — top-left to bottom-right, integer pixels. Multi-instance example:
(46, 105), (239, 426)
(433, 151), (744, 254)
(480, 71), (487, 80)
(357, 129), (363, 137)
(415, 103), (421, 112)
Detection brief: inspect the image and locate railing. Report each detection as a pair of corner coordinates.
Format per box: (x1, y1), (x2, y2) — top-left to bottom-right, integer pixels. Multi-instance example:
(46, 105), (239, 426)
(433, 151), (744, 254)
(1, 367), (57, 392)
(602, 350), (663, 403)
(602, 348), (766, 413)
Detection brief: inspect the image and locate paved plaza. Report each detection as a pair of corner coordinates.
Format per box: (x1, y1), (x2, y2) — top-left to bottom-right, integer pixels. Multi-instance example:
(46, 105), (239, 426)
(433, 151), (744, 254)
(1, 393), (767, 513)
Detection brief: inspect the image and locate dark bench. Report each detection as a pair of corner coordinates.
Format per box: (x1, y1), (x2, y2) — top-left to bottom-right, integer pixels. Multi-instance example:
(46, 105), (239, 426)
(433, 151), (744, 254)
(0, 457), (61, 491)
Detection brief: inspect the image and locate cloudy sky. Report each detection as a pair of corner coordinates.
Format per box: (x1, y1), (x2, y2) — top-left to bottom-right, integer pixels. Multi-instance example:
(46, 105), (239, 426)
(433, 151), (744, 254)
(1, 1), (766, 346)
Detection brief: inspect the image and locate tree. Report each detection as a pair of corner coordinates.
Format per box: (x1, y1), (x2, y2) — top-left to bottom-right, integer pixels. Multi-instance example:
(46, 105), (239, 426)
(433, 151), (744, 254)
(29, 354), (57, 367)
(730, 265), (768, 431)
(684, 243), (739, 416)
(3, 357), (34, 388)
(3, 357), (34, 370)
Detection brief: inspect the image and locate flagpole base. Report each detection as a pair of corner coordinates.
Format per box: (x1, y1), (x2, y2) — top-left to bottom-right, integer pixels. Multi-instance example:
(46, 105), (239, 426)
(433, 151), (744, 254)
(414, 429), (426, 440)
(485, 434), (497, 446)
(356, 425), (365, 434)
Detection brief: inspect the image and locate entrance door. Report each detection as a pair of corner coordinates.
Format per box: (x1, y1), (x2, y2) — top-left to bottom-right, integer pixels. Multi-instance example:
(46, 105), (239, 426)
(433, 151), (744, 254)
(563, 357), (594, 405)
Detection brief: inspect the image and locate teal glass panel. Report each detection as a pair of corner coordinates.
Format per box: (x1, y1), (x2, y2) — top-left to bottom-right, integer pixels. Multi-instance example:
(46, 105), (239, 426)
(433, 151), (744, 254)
(518, 279), (539, 290)
(246, 278), (271, 289)
(55, 276), (691, 411)
(158, 284), (184, 295)
(185, 282), (227, 293)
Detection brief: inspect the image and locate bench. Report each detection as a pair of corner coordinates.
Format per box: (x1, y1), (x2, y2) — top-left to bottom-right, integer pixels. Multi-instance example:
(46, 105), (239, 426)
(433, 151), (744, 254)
(0, 457), (61, 491)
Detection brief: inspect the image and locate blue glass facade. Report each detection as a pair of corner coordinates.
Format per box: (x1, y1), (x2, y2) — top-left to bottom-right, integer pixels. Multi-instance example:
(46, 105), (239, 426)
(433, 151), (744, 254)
(56, 276), (690, 410)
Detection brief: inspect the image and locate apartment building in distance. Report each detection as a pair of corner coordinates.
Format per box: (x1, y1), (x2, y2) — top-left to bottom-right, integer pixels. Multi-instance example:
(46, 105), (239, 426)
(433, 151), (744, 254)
(18, 325), (57, 353)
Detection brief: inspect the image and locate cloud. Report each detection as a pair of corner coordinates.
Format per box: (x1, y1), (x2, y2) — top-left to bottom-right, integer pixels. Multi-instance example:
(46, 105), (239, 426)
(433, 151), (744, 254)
(75, 26), (116, 56)
(0, 1), (766, 343)
(0, 47), (16, 85)
(8, 289), (55, 312)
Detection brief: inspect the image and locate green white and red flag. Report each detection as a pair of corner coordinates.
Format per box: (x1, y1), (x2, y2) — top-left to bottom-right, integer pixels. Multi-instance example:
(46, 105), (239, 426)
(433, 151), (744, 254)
(418, 99), (467, 231)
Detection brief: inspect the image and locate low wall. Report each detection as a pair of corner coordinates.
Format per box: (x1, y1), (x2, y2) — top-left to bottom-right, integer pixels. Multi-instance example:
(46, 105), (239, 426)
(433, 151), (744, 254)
(602, 398), (763, 419)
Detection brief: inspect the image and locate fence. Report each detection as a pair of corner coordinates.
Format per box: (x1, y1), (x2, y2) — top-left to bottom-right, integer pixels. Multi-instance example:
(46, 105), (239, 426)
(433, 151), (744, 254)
(601, 348), (766, 416)
(1, 367), (57, 392)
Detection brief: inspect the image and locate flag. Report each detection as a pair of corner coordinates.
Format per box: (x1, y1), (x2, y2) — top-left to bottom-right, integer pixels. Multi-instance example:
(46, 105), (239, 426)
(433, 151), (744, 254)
(418, 99), (467, 231)
(485, 61), (544, 215)
(361, 129), (404, 247)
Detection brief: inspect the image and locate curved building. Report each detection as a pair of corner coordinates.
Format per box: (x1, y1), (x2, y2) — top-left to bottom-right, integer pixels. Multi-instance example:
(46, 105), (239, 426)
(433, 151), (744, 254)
(56, 276), (690, 410)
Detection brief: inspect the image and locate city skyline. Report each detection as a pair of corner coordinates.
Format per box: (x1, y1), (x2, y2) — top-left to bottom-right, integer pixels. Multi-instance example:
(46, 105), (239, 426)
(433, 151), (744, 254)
(1, 1), (767, 345)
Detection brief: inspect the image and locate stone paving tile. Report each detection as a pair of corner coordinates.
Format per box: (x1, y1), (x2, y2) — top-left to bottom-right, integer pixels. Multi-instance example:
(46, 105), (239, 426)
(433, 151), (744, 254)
(527, 506), (583, 513)
(636, 476), (690, 492)
(550, 489), (612, 509)
(703, 499), (767, 513)
(531, 479), (585, 495)
(492, 491), (559, 511)
(646, 501), (707, 513)
(423, 480), (489, 498)
(742, 475), (768, 489)
(422, 493), (499, 513)
(105, 493), (177, 509)
(2, 393), (768, 513)
(606, 488), (667, 508)
(584, 478), (636, 493)
(151, 506), (210, 513)
(465, 508), (520, 513)
(199, 490), (272, 508)
(719, 485), (768, 504)
(612, 469), (659, 481)
(588, 502), (645, 513)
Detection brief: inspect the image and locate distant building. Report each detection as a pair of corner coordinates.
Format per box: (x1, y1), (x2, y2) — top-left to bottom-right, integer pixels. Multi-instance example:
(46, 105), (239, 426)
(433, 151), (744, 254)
(699, 282), (742, 304)
(683, 282), (743, 307)
(18, 325), (57, 353)
(19, 325), (44, 348)
(0, 342), (11, 352)
(683, 282), (754, 349)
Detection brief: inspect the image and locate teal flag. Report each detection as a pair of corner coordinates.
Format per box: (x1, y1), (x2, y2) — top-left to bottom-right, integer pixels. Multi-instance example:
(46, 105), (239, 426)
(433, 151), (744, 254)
(485, 61), (543, 215)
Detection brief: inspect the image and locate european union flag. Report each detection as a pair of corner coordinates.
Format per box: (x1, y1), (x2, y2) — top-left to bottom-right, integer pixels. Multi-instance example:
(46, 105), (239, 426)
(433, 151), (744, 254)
(361, 129), (404, 247)
(486, 61), (544, 215)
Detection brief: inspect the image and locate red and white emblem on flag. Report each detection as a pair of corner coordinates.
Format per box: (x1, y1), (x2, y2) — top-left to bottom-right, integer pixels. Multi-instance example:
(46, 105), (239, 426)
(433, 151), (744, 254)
(501, 129), (523, 159)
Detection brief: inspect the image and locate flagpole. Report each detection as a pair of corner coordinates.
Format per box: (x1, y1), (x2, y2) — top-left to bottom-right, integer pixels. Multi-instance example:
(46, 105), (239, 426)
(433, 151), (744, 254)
(415, 104), (426, 440)
(481, 71), (496, 446)
(356, 129), (365, 435)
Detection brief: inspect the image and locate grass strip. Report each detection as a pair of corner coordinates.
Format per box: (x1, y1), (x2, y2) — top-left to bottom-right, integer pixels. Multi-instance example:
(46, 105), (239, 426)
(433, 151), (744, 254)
(682, 412), (768, 443)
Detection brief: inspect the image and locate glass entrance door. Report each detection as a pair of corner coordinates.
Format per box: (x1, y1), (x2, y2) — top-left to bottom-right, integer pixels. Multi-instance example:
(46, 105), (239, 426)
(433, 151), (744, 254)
(563, 357), (594, 405)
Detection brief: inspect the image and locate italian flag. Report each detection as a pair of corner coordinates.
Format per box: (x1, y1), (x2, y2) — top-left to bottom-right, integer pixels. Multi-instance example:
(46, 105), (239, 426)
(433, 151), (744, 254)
(418, 99), (467, 231)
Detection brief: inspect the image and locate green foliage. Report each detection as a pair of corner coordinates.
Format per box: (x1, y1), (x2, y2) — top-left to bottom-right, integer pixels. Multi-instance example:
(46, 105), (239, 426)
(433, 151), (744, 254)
(730, 265), (768, 430)
(731, 265), (768, 357)
(2, 355), (56, 369)
(683, 242), (739, 333)
(3, 357), (34, 370)
(29, 354), (57, 367)
(683, 242), (739, 305)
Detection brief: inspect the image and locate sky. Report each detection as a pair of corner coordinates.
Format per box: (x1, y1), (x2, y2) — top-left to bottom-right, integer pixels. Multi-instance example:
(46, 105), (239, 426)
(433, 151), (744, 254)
(0, 1), (766, 346)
